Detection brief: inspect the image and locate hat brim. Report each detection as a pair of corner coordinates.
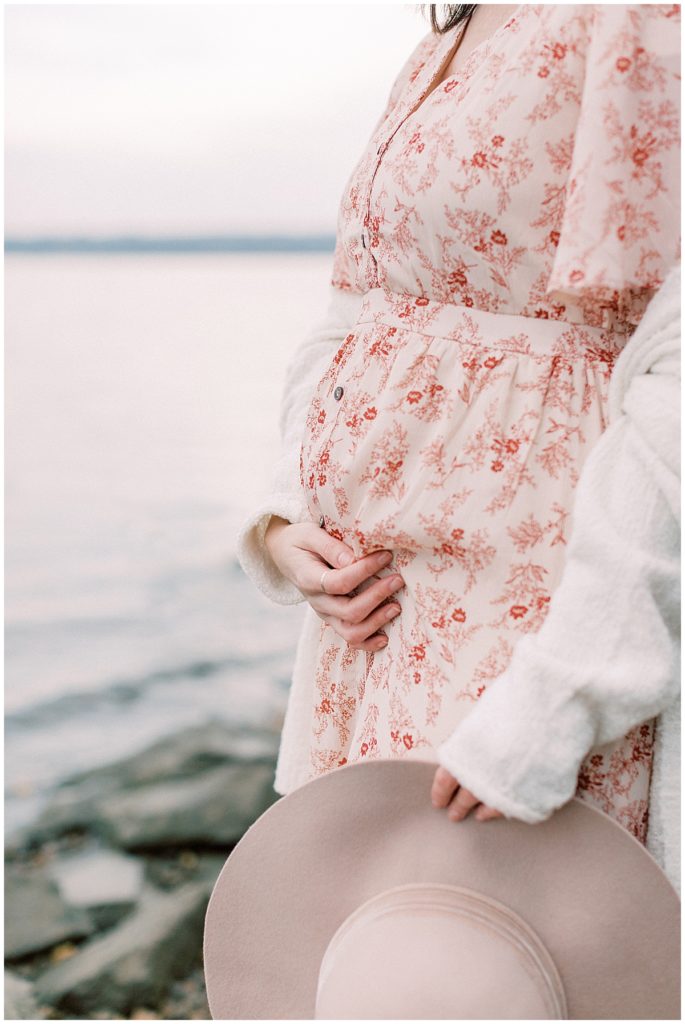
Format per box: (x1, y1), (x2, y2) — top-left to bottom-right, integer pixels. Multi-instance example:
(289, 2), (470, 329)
(203, 759), (680, 1020)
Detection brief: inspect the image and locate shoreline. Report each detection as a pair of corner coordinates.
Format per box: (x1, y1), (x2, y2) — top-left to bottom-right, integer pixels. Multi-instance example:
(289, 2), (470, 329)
(5, 720), (281, 1020)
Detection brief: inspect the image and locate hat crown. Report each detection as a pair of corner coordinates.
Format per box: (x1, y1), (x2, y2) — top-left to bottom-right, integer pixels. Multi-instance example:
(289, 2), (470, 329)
(203, 760), (681, 1020)
(315, 883), (568, 1020)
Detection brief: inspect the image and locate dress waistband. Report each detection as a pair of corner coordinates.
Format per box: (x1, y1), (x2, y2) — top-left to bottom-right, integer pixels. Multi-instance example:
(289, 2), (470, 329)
(354, 287), (627, 362)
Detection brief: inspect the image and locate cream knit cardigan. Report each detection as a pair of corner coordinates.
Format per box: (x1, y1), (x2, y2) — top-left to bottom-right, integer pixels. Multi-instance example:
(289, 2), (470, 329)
(237, 263), (681, 894)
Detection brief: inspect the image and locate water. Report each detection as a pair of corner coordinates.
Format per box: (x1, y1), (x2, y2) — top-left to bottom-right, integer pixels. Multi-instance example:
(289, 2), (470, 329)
(5, 251), (335, 837)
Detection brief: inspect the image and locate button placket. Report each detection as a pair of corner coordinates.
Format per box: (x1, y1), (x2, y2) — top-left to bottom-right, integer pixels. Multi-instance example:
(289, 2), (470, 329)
(363, 114), (403, 273)
(362, 30), (462, 273)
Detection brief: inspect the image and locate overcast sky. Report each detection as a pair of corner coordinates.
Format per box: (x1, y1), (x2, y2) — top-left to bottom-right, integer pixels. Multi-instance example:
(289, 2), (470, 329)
(5, 4), (430, 236)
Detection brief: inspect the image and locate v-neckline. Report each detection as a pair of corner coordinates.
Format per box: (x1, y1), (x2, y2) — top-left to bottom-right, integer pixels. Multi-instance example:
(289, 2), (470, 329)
(406, 4), (527, 124)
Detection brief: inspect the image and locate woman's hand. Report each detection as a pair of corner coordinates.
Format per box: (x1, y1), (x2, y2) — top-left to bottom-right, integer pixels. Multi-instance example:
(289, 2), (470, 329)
(264, 516), (404, 652)
(431, 765), (504, 822)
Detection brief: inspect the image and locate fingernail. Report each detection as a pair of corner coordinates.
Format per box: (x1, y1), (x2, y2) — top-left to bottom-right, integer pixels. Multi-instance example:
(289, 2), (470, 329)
(385, 605), (401, 620)
(375, 635), (388, 649)
(379, 552), (392, 566)
(338, 552), (353, 567)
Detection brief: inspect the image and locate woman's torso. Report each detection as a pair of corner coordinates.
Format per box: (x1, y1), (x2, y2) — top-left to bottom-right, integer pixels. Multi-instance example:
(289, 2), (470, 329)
(277, 5), (680, 847)
(330, 3), (679, 332)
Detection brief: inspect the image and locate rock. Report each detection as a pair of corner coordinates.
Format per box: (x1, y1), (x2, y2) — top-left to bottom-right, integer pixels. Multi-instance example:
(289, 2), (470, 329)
(48, 942), (78, 964)
(94, 762), (278, 849)
(12, 722), (279, 849)
(193, 852), (227, 886)
(4, 970), (40, 1020)
(159, 962), (210, 1020)
(5, 866), (93, 960)
(35, 879), (212, 1015)
(45, 846), (144, 930)
(62, 720), (279, 793)
(144, 850), (227, 894)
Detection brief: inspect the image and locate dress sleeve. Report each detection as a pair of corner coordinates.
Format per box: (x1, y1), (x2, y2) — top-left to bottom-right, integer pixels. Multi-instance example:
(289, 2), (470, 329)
(437, 262), (681, 828)
(545, 4), (681, 329)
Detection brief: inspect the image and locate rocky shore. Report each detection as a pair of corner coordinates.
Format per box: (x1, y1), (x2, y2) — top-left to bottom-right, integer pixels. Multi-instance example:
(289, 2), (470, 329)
(5, 720), (282, 1020)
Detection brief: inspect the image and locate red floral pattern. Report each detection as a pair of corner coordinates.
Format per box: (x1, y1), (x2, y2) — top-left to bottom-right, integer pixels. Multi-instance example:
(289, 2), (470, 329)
(297, 4), (680, 846)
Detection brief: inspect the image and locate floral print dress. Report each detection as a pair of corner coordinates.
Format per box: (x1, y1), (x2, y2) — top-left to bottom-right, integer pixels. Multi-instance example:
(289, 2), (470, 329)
(295, 4), (680, 845)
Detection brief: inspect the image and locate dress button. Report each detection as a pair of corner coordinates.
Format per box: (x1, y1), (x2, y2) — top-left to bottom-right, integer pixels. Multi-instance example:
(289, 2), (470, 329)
(318, 514), (325, 528)
(334, 386), (344, 401)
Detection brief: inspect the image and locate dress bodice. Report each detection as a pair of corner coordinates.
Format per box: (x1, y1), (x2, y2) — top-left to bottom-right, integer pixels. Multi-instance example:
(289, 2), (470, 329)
(330, 4), (680, 335)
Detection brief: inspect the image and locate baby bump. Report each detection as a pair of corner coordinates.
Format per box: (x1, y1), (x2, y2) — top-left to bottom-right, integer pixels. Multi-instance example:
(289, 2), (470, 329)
(300, 304), (653, 839)
(299, 310), (627, 717)
(300, 316), (615, 576)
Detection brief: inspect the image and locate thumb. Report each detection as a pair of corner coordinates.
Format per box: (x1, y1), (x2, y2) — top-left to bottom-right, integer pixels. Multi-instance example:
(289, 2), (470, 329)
(301, 523), (356, 569)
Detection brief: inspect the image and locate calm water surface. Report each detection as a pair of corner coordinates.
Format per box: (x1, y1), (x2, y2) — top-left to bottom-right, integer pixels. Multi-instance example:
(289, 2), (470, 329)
(5, 252), (333, 835)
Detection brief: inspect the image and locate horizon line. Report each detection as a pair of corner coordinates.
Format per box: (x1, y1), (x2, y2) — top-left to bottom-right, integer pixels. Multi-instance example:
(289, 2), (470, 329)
(5, 233), (337, 254)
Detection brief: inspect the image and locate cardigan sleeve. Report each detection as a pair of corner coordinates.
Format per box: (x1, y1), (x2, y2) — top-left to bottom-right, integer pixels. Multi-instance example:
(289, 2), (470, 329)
(437, 263), (681, 823)
(235, 284), (363, 605)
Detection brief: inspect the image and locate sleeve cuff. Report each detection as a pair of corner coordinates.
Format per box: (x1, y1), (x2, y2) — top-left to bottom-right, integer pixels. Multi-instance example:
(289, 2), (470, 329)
(236, 492), (312, 605)
(436, 634), (597, 823)
(436, 739), (550, 824)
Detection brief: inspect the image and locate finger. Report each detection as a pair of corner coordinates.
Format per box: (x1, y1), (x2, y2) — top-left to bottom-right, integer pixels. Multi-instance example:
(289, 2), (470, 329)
(323, 550), (398, 595)
(447, 786), (481, 822)
(333, 574), (405, 624)
(301, 526), (360, 570)
(431, 766), (459, 808)
(308, 573), (403, 620)
(328, 601), (401, 647)
(318, 612), (389, 653)
(352, 631), (390, 653)
(475, 806), (504, 822)
(303, 548), (394, 596)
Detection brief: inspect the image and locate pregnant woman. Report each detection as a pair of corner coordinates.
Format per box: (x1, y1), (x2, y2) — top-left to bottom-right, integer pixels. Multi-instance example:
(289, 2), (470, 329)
(237, 4), (680, 858)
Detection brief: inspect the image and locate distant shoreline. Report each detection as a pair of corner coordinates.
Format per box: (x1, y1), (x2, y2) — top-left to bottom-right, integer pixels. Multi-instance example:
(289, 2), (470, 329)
(5, 234), (336, 255)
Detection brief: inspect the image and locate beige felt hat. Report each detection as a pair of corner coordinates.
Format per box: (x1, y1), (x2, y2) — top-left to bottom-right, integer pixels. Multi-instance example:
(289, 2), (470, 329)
(203, 759), (680, 1020)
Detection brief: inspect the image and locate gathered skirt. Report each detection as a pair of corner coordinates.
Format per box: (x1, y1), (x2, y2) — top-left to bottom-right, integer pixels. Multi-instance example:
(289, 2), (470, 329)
(298, 287), (655, 845)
